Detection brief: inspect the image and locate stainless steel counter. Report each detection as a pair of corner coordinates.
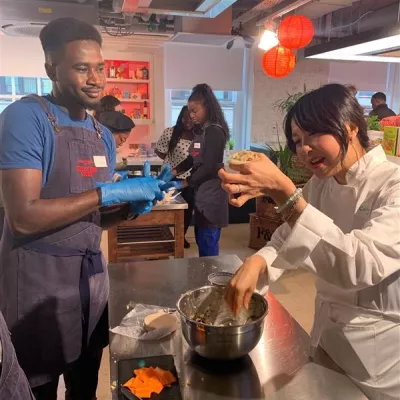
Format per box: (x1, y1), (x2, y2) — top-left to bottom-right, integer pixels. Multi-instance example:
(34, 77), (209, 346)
(108, 255), (367, 400)
(152, 195), (188, 211)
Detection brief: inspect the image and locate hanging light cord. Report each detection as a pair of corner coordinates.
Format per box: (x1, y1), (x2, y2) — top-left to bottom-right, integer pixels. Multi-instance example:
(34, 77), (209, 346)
(331, 11), (373, 31)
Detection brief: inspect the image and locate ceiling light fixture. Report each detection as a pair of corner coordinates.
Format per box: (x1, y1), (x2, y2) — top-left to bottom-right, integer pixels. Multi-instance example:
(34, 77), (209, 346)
(305, 28), (400, 63)
(258, 29), (279, 51)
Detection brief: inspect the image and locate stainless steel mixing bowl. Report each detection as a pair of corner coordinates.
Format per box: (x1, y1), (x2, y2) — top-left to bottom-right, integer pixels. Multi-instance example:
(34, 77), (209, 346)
(176, 286), (269, 360)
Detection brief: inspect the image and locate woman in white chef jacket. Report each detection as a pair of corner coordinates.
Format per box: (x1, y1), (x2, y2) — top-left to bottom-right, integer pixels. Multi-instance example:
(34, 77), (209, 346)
(220, 84), (400, 400)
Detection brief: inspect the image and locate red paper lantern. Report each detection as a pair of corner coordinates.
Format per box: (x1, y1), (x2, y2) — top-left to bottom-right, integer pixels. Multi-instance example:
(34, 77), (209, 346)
(278, 15), (314, 49)
(261, 45), (296, 78)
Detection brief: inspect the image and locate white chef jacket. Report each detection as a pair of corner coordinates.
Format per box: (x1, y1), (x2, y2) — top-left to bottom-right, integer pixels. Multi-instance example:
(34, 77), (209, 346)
(256, 146), (400, 400)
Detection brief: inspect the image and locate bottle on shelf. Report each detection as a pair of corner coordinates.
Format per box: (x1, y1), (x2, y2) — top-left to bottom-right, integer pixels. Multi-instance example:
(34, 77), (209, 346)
(109, 62), (116, 78)
(142, 66), (149, 80)
(143, 101), (148, 119)
(129, 64), (135, 79)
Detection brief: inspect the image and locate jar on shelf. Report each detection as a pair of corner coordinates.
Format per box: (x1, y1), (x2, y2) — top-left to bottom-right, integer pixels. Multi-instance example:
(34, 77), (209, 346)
(129, 64), (135, 79)
(110, 86), (122, 99)
(131, 92), (142, 100)
(135, 68), (143, 79)
(109, 62), (116, 78)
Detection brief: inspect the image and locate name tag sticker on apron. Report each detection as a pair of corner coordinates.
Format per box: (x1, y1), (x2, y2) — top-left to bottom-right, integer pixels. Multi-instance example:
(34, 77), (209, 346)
(194, 143), (201, 149)
(93, 156), (108, 168)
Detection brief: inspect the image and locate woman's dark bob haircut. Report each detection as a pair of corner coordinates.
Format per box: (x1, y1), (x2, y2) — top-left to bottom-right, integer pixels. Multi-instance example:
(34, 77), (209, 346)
(284, 83), (369, 157)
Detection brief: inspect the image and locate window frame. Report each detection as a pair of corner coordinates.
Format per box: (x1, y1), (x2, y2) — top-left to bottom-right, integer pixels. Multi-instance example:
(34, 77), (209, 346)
(0, 76), (52, 113)
(356, 90), (375, 116)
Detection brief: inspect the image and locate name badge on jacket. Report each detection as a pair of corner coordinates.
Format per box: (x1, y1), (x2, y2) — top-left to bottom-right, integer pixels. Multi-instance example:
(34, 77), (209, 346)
(93, 156), (108, 168)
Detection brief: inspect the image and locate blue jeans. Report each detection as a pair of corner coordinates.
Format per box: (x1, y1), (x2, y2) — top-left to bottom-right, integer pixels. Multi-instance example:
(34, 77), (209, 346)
(195, 226), (221, 257)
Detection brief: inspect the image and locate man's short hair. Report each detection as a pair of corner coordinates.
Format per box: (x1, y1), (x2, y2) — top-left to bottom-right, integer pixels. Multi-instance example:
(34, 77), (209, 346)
(40, 17), (102, 56)
(371, 92), (386, 102)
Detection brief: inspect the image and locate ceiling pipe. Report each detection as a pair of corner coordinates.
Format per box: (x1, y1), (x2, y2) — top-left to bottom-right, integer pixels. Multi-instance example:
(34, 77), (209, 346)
(113, 0), (238, 18)
(255, 0), (315, 26)
(233, 0), (313, 26)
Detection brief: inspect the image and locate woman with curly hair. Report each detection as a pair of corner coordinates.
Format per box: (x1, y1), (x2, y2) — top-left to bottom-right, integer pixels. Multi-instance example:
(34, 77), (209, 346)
(156, 106), (195, 248)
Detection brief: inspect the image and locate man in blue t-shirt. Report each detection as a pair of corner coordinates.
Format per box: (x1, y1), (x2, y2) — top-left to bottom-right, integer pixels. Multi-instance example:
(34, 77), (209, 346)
(0, 18), (174, 400)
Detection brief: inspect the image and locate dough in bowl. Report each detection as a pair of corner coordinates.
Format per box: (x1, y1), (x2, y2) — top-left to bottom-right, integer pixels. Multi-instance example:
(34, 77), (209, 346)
(229, 150), (261, 165)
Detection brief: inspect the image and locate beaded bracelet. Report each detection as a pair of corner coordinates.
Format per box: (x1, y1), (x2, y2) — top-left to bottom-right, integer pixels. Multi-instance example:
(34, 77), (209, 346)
(281, 193), (304, 221)
(274, 188), (303, 214)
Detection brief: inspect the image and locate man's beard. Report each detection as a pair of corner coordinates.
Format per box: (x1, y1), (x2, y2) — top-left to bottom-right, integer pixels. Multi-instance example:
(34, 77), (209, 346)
(85, 101), (101, 111)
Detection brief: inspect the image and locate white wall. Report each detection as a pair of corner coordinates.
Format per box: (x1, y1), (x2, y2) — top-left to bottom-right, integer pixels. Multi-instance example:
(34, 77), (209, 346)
(0, 35), (47, 77)
(328, 61), (389, 92)
(251, 52), (330, 145)
(164, 42), (244, 91)
(386, 64), (400, 114)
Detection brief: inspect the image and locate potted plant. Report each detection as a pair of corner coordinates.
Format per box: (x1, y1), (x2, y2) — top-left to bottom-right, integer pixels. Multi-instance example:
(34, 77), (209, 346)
(367, 115), (382, 131)
(367, 115), (383, 148)
(274, 83), (309, 115)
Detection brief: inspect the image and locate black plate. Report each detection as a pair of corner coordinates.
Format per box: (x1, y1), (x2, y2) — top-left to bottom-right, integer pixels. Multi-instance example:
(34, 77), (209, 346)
(118, 355), (182, 400)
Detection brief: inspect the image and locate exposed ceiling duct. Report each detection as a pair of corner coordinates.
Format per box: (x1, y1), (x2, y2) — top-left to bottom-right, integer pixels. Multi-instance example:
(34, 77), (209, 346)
(232, 0), (357, 27)
(232, 0), (286, 26)
(0, 0), (99, 37)
(305, 24), (400, 62)
(112, 0), (238, 18)
(304, 0), (400, 62)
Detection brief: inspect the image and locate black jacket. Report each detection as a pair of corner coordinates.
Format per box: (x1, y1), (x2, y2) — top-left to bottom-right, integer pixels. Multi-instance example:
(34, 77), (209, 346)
(369, 104), (396, 121)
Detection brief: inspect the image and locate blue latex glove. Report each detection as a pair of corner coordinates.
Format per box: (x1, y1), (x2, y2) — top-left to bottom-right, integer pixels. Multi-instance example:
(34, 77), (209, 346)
(157, 164), (182, 191)
(126, 162), (159, 215)
(98, 177), (164, 207)
(112, 170), (129, 182)
(172, 180), (185, 190)
(130, 200), (153, 215)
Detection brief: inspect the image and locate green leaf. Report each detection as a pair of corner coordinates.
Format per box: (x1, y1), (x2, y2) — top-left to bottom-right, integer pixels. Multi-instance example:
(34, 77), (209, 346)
(367, 115), (381, 131)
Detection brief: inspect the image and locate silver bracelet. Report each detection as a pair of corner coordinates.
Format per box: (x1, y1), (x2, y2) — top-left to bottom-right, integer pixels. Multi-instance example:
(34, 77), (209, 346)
(274, 188), (303, 214)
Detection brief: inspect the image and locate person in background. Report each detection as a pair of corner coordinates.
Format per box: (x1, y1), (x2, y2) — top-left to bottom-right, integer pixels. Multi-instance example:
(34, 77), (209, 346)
(96, 94), (122, 118)
(98, 109), (135, 171)
(156, 106), (195, 248)
(173, 84), (229, 257)
(220, 84), (400, 400)
(369, 92), (396, 120)
(0, 17), (174, 400)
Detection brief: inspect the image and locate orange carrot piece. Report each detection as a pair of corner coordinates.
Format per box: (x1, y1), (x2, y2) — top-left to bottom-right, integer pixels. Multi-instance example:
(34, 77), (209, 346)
(124, 366), (177, 398)
(154, 367), (177, 386)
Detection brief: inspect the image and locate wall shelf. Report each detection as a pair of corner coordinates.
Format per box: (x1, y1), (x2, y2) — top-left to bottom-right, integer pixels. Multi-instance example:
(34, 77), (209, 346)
(107, 78), (150, 84)
(132, 119), (152, 125)
(103, 59), (152, 125)
(119, 99), (149, 103)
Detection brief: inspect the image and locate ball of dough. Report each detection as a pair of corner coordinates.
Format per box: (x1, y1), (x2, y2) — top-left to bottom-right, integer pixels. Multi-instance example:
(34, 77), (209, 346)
(144, 312), (177, 331)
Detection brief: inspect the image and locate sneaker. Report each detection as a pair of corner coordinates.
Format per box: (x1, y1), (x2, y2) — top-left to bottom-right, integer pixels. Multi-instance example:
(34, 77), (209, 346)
(184, 239), (191, 249)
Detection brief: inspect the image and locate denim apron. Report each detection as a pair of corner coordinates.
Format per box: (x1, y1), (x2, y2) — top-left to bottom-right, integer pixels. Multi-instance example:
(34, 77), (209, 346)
(0, 311), (35, 399)
(0, 95), (109, 388)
